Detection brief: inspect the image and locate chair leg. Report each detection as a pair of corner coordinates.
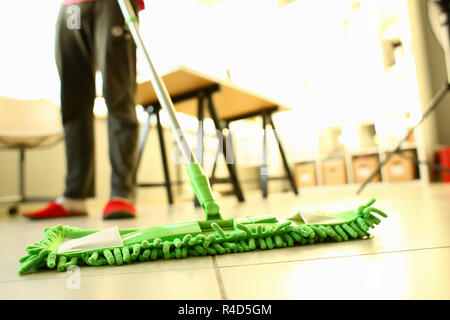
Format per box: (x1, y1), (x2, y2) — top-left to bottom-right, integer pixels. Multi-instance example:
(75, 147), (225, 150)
(5, 147), (56, 215)
(269, 114), (298, 195)
(19, 147), (25, 201)
(156, 109), (174, 205)
(6, 148), (26, 215)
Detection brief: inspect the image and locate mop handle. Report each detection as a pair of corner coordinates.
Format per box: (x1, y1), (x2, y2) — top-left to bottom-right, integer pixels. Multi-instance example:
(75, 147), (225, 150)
(117, 0), (222, 220)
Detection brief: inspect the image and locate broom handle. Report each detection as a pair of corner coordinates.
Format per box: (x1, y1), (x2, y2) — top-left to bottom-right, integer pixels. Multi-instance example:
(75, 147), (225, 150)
(117, 0), (222, 220)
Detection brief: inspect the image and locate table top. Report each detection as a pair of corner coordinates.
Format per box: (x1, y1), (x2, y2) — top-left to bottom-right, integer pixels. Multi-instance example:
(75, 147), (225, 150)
(135, 65), (290, 121)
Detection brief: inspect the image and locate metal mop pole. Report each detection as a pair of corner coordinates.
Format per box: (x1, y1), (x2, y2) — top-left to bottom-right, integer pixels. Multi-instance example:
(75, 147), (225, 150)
(117, 0), (222, 220)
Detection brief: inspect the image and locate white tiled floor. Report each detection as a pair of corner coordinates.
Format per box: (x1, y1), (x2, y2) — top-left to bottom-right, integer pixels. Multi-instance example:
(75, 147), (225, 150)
(1, 183), (449, 299)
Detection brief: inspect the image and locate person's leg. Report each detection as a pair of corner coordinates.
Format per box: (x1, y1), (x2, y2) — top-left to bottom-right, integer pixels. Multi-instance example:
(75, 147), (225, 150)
(24, 3), (96, 219)
(57, 3), (97, 202)
(95, 0), (139, 218)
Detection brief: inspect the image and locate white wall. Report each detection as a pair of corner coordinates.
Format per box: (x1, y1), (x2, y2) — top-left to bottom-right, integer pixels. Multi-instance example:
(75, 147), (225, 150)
(0, 1), (61, 101)
(409, 0), (450, 146)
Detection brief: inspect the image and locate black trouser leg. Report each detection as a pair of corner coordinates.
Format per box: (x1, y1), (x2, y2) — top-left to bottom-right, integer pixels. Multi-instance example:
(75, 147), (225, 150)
(95, 0), (139, 202)
(55, 3), (97, 199)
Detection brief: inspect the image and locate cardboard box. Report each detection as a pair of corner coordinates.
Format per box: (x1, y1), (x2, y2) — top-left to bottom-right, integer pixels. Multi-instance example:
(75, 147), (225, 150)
(385, 150), (417, 182)
(322, 158), (347, 185)
(294, 162), (317, 187)
(352, 154), (381, 183)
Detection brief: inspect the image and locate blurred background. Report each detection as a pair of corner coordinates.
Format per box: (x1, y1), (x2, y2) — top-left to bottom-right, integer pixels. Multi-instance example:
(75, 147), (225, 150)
(1, 0), (450, 206)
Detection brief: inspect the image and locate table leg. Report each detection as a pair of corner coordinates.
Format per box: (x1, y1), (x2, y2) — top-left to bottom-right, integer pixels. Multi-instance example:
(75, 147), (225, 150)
(269, 114), (298, 195)
(207, 94), (245, 202)
(137, 106), (153, 168)
(261, 113), (269, 198)
(194, 93), (205, 207)
(156, 108), (174, 204)
(210, 138), (221, 186)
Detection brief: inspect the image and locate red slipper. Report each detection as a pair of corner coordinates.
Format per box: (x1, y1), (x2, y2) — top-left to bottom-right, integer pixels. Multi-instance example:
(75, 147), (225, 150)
(102, 198), (136, 220)
(23, 202), (88, 220)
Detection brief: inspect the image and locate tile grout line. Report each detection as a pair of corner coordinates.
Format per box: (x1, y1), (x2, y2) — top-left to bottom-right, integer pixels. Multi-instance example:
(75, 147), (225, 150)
(215, 245), (450, 269)
(212, 256), (228, 300)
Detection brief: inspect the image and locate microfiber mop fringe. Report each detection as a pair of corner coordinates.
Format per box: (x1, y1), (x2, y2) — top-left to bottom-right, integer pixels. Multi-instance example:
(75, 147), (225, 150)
(18, 199), (387, 275)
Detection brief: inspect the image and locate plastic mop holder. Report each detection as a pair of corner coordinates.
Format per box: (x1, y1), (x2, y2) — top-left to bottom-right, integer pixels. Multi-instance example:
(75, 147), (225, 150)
(17, 0), (388, 275)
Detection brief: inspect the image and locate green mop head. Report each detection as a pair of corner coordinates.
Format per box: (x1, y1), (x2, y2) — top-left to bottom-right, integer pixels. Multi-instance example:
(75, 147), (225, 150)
(18, 198), (387, 275)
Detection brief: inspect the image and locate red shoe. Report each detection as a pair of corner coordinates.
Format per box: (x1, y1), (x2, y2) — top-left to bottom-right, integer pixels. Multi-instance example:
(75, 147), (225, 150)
(23, 202), (88, 220)
(102, 198), (136, 220)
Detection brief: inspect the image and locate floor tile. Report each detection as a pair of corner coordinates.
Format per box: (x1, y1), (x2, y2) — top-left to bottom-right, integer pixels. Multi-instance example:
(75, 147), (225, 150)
(3, 254), (215, 283)
(219, 247), (450, 299)
(0, 267), (221, 300)
(215, 184), (450, 267)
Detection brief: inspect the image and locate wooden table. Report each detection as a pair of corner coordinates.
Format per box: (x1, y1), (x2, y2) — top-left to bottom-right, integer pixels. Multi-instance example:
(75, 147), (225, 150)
(135, 65), (297, 203)
(136, 65), (290, 120)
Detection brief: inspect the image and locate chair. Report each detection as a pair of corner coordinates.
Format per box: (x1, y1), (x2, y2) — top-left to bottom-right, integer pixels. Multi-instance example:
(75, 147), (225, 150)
(0, 96), (63, 214)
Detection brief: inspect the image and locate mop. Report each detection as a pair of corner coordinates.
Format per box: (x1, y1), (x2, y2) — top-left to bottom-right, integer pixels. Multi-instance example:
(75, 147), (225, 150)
(18, 0), (387, 275)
